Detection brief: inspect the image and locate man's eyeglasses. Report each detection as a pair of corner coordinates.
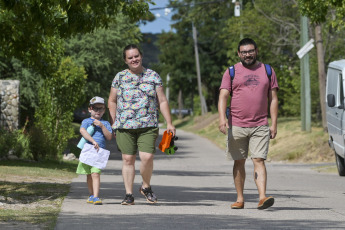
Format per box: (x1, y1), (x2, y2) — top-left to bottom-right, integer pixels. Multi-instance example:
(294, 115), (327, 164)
(92, 107), (105, 112)
(239, 49), (256, 56)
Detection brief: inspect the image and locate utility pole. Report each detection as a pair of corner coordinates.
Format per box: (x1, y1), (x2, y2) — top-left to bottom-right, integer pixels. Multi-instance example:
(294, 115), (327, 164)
(300, 16), (311, 132)
(192, 22), (207, 115)
(314, 24), (327, 131)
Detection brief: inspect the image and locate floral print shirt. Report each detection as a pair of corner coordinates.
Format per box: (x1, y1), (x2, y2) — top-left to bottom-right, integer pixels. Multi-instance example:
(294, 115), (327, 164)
(111, 68), (163, 129)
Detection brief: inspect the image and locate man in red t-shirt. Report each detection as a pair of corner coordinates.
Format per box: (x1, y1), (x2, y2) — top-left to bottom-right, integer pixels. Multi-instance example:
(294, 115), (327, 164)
(218, 38), (279, 210)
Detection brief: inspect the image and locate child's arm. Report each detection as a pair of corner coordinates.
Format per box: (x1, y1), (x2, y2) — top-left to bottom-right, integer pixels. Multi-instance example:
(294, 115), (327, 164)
(80, 127), (99, 150)
(93, 120), (112, 141)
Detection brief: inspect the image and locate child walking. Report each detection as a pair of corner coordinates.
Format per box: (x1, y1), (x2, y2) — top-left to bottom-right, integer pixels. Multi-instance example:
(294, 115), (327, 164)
(76, 96), (112, 205)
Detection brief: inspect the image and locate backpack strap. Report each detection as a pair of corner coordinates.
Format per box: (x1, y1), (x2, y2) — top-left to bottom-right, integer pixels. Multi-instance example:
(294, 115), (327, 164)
(228, 65), (235, 96)
(264, 64), (272, 82)
(226, 66), (235, 118)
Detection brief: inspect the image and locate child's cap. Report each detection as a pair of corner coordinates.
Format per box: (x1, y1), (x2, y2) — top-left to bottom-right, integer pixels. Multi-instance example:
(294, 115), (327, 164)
(90, 96), (105, 105)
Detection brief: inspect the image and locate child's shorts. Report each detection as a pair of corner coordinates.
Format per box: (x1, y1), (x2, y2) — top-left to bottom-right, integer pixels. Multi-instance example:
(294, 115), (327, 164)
(76, 161), (101, 174)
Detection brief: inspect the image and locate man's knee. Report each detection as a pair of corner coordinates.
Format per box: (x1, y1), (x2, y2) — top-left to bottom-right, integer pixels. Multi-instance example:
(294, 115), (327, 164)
(234, 159), (246, 167)
(252, 158), (265, 165)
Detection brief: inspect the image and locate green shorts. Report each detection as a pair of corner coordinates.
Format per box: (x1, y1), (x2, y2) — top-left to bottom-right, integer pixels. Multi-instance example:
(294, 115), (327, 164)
(227, 125), (270, 160)
(76, 161), (101, 174)
(116, 127), (159, 155)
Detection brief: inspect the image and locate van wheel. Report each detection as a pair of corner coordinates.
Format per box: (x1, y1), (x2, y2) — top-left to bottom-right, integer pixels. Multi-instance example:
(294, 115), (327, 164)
(335, 152), (345, 176)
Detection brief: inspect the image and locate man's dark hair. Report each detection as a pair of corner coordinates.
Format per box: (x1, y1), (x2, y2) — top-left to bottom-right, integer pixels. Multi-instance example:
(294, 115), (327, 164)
(238, 38), (257, 51)
(123, 44), (143, 60)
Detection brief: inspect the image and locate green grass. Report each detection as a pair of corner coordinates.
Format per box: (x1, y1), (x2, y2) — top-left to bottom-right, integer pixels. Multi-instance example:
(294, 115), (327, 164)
(0, 159), (78, 229)
(0, 122), (81, 229)
(0, 160), (78, 178)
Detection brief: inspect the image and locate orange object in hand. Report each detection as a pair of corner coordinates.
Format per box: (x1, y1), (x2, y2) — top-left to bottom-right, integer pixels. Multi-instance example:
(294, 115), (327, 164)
(159, 131), (178, 154)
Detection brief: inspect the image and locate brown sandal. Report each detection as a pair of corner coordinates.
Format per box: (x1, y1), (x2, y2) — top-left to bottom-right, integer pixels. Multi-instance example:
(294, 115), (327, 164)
(257, 196), (274, 210)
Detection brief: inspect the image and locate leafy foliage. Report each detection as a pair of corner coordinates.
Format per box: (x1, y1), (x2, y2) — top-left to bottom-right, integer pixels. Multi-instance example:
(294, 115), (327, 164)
(0, 128), (15, 158)
(298, 0), (345, 28)
(156, 0), (302, 115)
(34, 57), (86, 160)
(0, 0), (152, 73)
(0, 121), (31, 160)
(0, 57), (45, 125)
(64, 15), (142, 102)
(155, 0), (230, 111)
(155, 0), (345, 119)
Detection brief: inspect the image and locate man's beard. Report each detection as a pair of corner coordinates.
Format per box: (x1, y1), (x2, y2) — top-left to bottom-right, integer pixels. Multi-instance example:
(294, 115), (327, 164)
(240, 56), (257, 67)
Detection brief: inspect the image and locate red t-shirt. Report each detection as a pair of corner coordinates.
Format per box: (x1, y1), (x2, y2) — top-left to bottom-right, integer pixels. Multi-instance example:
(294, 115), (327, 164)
(219, 62), (279, 127)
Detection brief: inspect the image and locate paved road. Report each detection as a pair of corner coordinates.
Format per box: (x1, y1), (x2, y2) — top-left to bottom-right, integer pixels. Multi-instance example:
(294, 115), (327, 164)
(55, 129), (345, 230)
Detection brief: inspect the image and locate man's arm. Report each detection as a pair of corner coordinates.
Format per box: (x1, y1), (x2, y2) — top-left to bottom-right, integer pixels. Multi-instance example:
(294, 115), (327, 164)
(156, 86), (176, 136)
(218, 89), (230, 134)
(108, 87), (118, 127)
(268, 88), (278, 139)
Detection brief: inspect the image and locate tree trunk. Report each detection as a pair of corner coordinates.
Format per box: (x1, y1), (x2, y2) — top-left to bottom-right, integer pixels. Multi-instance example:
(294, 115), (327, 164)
(314, 23), (327, 131)
(178, 89), (183, 119)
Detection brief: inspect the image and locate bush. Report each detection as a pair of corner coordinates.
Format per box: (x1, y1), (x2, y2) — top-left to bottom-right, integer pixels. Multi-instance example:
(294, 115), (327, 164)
(27, 125), (52, 161)
(11, 129), (31, 159)
(34, 57), (86, 160)
(0, 128), (15, 158)
(0, 122), (32, 160)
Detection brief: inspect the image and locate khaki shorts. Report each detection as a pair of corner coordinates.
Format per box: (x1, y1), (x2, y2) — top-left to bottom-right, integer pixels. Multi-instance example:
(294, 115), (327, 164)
(76, 161), (101, 174)
(116, 127), (159, 155)
(226, 125), (270, 160)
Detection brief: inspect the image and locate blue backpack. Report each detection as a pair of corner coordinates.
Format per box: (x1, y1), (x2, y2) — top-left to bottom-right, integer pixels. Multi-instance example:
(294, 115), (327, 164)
(226, 63), (272, 119)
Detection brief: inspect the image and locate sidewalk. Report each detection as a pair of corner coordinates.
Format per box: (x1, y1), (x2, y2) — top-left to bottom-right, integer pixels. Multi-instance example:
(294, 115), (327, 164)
(55, 129), (240, 230)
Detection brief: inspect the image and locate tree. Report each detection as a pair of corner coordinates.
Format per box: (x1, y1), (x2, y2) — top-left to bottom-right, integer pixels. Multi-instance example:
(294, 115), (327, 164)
(156, 31), (197, 113)
(0, 0), (151, 124)
(298, 0), (345, 130)
(34, 57), (86, 160)
(0, 35), (64, 124)
(156, 0), (230, 113)
(158, 0), (304, 116)
(0, 0), (152, 74)
(298, 0), (345, 29)
(64, 15), (142, 103)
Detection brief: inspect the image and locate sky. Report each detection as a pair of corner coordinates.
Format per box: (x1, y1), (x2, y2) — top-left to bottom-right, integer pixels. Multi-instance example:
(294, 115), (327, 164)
(139, 0), (174, 34)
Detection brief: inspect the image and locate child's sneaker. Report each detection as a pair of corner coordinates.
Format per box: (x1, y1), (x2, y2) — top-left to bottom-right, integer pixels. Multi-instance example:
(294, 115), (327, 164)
(93, 197), (102, 205)
(87, 195), (94, 204)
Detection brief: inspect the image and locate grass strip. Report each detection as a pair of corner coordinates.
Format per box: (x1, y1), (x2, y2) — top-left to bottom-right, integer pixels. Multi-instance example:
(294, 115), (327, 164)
(0, 159), (78, 229)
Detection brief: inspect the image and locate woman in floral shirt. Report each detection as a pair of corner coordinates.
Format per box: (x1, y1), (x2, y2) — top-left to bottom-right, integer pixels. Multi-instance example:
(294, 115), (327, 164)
(108, 44), (175, 205)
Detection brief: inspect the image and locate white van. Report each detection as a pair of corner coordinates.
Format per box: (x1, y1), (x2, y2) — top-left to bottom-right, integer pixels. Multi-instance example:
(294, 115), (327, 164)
(326, 59), (345, 176)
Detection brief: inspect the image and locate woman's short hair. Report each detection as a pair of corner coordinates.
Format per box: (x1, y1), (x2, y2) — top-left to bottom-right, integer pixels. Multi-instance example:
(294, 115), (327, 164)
(123, 44), (143, 60)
